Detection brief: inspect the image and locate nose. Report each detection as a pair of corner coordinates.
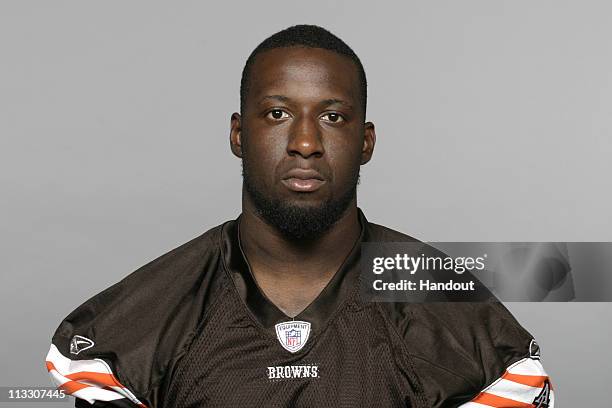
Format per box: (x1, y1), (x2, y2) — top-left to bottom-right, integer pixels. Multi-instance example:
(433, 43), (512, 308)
(286, 115), (324, 159)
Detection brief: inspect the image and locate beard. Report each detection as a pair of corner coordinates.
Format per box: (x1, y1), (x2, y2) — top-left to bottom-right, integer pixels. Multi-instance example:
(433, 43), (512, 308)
(242, 161), (359, 241)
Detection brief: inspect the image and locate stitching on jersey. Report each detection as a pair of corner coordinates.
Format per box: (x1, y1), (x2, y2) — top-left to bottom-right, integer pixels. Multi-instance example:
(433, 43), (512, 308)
(94, 357), (146, 406)
(483, 302), (535, 394)
(374, 303), (431, 408)
(460, 353), (532, 406)
(157, 282), (230, 405)
(418, 304), (488, 378)
(478, 357), (531, 394)
(413, 304), (486, 390)
(219, 223), (277, 339)
(144, 225), (228, 402)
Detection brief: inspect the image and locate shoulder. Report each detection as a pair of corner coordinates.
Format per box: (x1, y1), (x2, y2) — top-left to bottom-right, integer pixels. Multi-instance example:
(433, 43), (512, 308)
(46, 222), (230, 407)
(383, 301), (534, 370)
(379, 301), (541, 406)
(364, 219), (552, 406)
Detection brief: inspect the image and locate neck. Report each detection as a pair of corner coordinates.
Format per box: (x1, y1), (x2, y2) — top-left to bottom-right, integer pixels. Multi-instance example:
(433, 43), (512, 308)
(239, 193), (361, 310)
(240, 198), (360, 278)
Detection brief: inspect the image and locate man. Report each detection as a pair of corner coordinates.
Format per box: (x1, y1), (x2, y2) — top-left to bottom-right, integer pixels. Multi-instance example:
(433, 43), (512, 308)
(46, 25), (554, 407)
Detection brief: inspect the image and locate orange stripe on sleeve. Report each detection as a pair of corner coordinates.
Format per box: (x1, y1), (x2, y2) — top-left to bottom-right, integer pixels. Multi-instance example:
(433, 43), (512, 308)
(58, 380), (91, 394)
(472, 392), (534, 408)
(46, 361), (123, 389)
(502, 372), (549, 388)
(65, 371), (122, 388)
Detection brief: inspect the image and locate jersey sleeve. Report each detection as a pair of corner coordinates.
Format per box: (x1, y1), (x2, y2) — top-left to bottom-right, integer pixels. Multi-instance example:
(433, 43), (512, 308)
(44, 228), (224, 407)
(45, 284), (151, 408)
(458, 344), (555, 407)
(383, 302), (555, 407)
(46, 347), (146, 407)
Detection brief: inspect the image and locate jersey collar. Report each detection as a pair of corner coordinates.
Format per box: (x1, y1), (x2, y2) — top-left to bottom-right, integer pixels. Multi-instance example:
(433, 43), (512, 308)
(221, 208), (370, 335)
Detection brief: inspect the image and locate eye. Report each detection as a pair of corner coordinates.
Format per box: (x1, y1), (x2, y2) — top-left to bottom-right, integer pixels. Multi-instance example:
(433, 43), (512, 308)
(321, 112), (344, 123)
(267, 109), (290, 120)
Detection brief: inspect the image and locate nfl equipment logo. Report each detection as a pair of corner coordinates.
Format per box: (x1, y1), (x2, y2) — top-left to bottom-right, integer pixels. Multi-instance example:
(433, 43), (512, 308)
(275, 321), (311, 353)
(286, 329), (301, 347)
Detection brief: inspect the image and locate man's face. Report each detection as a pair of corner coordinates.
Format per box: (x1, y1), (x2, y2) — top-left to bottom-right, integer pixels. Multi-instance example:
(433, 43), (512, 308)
(231, 47), (375, 239)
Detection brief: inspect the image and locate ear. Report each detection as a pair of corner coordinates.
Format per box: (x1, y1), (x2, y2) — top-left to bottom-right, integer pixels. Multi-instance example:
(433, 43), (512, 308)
(230, 112), (243, 158)
(361, 121), (376, 165)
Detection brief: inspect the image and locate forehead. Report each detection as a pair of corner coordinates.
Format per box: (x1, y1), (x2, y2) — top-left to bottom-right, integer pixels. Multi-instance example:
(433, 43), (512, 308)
(246, 47), (361, 107)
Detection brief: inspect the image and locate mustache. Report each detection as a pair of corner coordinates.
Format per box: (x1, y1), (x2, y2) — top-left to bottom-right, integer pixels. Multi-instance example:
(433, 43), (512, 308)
(277, 160), (332, 182)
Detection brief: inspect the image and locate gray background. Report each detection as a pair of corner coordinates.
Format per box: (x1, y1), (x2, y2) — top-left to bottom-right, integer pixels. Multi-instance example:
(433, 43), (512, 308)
(1, 1), (611, 406)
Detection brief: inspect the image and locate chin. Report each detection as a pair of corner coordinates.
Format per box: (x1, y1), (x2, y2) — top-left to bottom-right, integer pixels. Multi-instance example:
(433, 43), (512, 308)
(282, 196), (328, 209)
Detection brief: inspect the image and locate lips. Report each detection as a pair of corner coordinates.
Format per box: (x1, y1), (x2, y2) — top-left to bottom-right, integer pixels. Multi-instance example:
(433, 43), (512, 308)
(281, 168), (326, 193)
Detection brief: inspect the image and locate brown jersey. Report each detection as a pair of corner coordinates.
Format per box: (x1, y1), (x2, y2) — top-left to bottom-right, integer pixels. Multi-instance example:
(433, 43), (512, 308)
(45, 210), (554, 407)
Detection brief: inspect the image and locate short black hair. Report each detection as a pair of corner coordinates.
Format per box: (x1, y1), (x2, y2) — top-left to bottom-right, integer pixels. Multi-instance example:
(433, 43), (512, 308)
(240, 24), (367, 116)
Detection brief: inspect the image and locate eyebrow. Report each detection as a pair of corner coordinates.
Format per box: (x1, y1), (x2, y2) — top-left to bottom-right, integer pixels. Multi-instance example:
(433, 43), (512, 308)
(259, 95), (290, 103)
(321, 98), (354, 109)
(259, 95), (354, 109)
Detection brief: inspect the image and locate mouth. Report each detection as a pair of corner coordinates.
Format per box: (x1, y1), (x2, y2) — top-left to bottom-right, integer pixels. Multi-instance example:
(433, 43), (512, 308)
(281, 169), (326, 193)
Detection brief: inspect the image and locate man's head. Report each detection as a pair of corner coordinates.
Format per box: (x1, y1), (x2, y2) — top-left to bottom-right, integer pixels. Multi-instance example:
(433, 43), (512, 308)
(230, 25), (376, 240)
